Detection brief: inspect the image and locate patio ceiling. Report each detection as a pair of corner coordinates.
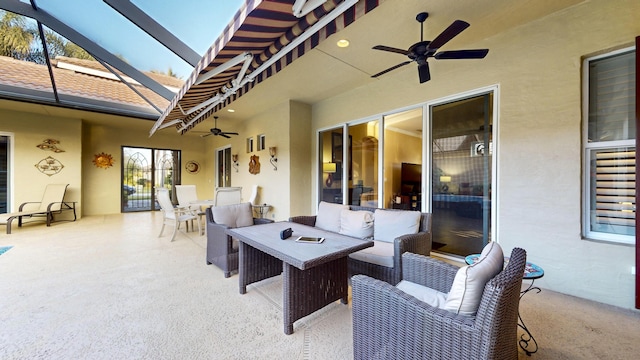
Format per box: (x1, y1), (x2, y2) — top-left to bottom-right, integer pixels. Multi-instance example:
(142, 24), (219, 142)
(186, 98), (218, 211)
(152, 0), (584, 136)
(0, 0), (585, 135)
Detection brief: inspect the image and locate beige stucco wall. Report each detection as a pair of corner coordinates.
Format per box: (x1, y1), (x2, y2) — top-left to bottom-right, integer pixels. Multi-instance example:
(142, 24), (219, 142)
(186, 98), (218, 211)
(0, 108), (82, 218)
(311, 0), (640, 309)
(81, 121), (210, 215)
(204, 100), (311, 221)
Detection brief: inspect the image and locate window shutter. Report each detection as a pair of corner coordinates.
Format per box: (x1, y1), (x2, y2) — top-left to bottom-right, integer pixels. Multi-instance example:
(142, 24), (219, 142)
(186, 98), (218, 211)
(592, 148), (636, 235)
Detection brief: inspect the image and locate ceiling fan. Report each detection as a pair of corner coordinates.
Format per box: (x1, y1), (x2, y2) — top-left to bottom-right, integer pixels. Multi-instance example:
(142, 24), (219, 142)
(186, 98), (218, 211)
(371, 12), (489, 83)
(200, 116), (239, 138)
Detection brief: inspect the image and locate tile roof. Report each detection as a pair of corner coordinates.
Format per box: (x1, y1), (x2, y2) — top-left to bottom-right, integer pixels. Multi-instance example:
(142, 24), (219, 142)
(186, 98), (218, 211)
(0, 55), (182, 114)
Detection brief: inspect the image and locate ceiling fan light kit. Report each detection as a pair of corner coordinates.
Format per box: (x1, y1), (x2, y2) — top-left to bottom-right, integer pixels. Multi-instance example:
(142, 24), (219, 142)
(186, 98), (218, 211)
(371, 12), (489, 84)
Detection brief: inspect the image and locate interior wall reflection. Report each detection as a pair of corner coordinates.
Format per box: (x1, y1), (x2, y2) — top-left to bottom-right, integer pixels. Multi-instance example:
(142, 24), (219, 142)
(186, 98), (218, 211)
(348, 121), (379, 207)
(383, 108), (423, 210)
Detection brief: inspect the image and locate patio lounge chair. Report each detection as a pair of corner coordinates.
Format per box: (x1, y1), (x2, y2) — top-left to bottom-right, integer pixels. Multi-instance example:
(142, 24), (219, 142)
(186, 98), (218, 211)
(0, 184), (73, 234)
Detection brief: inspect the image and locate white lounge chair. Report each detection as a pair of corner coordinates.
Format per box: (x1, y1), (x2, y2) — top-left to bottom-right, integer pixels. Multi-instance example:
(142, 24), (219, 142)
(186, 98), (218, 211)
(0, 184), (73, 234)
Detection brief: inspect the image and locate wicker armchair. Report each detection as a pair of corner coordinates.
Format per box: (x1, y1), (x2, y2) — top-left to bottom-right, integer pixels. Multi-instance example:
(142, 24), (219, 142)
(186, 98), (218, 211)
(289, 205), (432, 285)
(352, 248), (527, 360)
(205, 205), (273, 277)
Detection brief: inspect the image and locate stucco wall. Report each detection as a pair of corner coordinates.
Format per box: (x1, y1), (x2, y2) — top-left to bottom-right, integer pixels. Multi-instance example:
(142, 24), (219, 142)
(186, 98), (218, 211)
(81, 121), (209, 215)
(0, 109), (82, 218)
(204, 100), (311, 221)
(310, 0), (640, 309)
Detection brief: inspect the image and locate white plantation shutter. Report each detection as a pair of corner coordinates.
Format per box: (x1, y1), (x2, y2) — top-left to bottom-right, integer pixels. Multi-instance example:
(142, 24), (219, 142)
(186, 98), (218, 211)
(591, 148), (635, 236)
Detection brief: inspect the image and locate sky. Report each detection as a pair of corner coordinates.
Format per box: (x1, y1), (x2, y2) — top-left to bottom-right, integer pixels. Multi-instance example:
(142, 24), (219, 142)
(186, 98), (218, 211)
(32, 0), (246, 79)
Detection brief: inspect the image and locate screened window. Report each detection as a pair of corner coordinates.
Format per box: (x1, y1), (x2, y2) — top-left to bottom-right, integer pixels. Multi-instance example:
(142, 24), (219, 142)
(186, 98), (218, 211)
(583, 47), (636, 243)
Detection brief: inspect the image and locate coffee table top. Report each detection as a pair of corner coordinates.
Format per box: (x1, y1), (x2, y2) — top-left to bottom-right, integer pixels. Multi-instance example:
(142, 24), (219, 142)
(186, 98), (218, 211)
(227, 221), (373, 270)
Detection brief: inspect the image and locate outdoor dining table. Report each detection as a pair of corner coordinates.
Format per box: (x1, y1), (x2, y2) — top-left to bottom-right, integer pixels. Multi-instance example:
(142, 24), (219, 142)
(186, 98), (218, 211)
(226, 221), (373, 334)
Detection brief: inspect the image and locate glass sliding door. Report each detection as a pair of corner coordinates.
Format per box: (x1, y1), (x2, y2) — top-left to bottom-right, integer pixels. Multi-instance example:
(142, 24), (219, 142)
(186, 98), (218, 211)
(319, 128), (345, 204)
(216, 146), (232, 187)
(0, 135), (9, 213)
(383, 108), (423, 210)
(430, 93), (493, 256)
(122, 146), (180, 212)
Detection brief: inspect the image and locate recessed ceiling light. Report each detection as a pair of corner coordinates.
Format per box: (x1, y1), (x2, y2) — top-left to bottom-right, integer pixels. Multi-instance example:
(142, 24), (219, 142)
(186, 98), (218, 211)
(227, 109), (235, 113)
(337, 39), (350, 48)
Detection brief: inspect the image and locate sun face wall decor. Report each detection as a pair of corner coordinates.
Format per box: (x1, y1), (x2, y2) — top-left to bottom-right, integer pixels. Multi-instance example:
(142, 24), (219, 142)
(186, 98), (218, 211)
(93, 152), (114, 169)
(185, 160), (200, 174)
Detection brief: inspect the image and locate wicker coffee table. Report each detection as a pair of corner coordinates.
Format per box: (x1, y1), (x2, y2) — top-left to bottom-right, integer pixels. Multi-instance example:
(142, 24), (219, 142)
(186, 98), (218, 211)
(227, 221), (373, 334)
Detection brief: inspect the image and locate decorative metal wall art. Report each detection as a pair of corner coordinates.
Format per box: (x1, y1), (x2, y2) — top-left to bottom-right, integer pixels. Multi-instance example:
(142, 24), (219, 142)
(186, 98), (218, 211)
(35, 156), (64, 176)
(249, 155), (260, 174)
(93, 152), (114, 169)
(36, 138), (65, 152)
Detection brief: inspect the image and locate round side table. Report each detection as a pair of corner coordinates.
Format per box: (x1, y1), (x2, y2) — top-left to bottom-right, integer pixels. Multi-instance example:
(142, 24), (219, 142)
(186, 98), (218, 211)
(465, 254), (544, 356)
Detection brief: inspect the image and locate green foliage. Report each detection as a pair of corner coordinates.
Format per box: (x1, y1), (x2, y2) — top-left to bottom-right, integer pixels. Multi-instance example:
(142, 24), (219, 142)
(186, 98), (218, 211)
(0, 11), (35, 57)
(0, 10), (92, 63)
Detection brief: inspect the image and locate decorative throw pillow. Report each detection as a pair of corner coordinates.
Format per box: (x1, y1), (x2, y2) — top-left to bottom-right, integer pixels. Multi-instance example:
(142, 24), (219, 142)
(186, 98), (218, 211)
(339, 209), (374, 239)
(373, 209), (421, 243)
(315, 201), (349, 232)
(212, 202), (253, 228)
(443, 242), (504, 316)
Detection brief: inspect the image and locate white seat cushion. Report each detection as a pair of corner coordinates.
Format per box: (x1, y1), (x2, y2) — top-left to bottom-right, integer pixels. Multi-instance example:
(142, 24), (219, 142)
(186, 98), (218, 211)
(444, 242), (504, 316)
(315, 201), (349, 232)
(373, 209), (421, 243)
(397, 280), (448, 308)
(339, 209), (374, 239)
(212, 202), (253, 228)
(348, 240), (394, 268)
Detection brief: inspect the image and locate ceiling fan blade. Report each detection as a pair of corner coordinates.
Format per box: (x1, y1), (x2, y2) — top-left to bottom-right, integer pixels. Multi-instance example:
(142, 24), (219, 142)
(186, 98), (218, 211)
(435, 49), (489, 59)
(372, 45), (409, 56)
(223, 132), (239, 136)
(200, 133), (212, 138)
(428, 20), (470, 50)
(220, 134), (231, 139)
(371, 61), (412, 78)
(418, 61), (430, 83)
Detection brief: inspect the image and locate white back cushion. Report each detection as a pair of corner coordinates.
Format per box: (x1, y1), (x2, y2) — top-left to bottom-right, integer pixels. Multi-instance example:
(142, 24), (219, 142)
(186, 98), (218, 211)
(315, 201), (349, 231)
(443, 242), (504, 316)
(339, 209), (374, 239)
(373, 209), (421, 243)
(397, 280), (448, 308)
(212, 202), (253, 228)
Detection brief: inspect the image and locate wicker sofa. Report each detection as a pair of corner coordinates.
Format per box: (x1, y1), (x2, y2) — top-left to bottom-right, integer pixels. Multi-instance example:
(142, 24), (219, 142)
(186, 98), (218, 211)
(352, 247), (527, 359)
(205, 203), (273, 277)
(289, 202), (432, 285)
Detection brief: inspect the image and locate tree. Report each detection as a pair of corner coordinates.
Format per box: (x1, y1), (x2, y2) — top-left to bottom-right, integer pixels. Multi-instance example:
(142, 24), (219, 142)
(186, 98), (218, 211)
(1, 10), (93, 63)
(0, 11), (35, 58)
